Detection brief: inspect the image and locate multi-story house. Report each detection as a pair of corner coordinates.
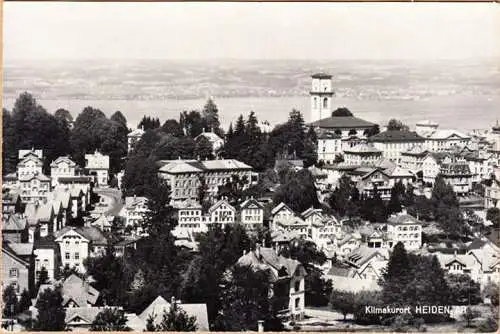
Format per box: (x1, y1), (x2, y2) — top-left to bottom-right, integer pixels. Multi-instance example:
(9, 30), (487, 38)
(485, 173), (500, 209)
(316, 131), (342, 164)
(301, 207), (342, 249)
(270, 202), (295, 231)
(85, 151), (110, 187)
(461, 151), (494, 184)
(275, 216), (310, 240)
(56, 176), (93, 210)
(422, 152), (453, 186)
(2, 189), (22, 219)
(311, 116), (376, 153)
(400, 145), (430, 173)
(24, 200), (56, 238)
(439, 159), (473, 195)
(239, 197), (264, 231)
(386, 212), (422, 250)
(17, 149), (44, 178)
(2, 242), (35, 297)
(19, 174), (51, 203)
(423, 129), (471, 152)
(127, 127), (145, 153)
(237, 245), (307, 320)
(55, 226), (108, 273)
(208, 198), (236, 229)
(158, 159), (254, 205)
(50, 156), (77, 188)
(176, 201), (207, 234)
(34, 236), (60, 283)
(343, 144), (383, 166)
(121, 196), (149, 229)
(195, 129), (224, 157)
(369, 130), (426, 163)
(415, 120), (439, 138)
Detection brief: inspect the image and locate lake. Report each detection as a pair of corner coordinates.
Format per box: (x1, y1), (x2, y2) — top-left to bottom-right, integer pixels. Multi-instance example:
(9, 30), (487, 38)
(3, 94), (499, 131)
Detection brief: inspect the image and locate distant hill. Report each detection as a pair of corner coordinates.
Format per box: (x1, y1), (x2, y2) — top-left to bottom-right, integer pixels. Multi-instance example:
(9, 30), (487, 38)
(3, 58), (500, 101)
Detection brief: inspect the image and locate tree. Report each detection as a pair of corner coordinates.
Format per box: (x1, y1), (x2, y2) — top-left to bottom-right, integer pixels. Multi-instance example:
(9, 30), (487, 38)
(90, 307), (131, 331)
(331, 107), (354, 117)
(70, 106), (107, 165)
(482, 281), (499, 306)
(446, 274), (481, 305)
(37, 267), (49, 289)
(33, 286), (66, 331)
(303, 126), (318, 168)
(476, 314), (499, 332)
(17, 289), (32, 314)
(329, 290), (355, 320)
(138, 116), (161, 130)
(84, 246), (130, 307)
(486, 207), (500, 227)
(180, 110), (204, 138)
(329, 175), (356, 217)
(202, 98), (221, 134)
(380, 242), (412, 304)
(148, 303), (197, 331)
(273, 169), (319, 213)
(215, 265), (281, 331)
(194, 136), (213, 160)
(110, 110), (127, 127)
(387, 181), (405, 215)
(386, 119), (409, 131)
(54, 108), (73, 124)
(161, 119), (185, 137)
(3, 284), (18, 317)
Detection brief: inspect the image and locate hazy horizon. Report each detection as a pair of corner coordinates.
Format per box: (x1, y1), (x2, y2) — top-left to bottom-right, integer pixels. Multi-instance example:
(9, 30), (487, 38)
(4, 2), (500, 61)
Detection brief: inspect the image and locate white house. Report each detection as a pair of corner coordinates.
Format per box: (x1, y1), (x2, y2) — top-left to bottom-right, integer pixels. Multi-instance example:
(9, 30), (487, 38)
(239, 197), (264, 231)
(195, 130), (224, 157)
(33, 237), (59, 284)
(50, 156), (77, 188)
(176, 200), (208, 234)
(127, 127), (145, 153)
(386, 212), (422, 251)
(85, 151), (110, 187)
(316, 131), (342, 164)
(270, 202), (295, 232)
(121, 196), (149, 230)
(55, 226), (108, 273)
(369, 130), (426, 163)
(485, 172), (500, 209)
(208, 198), (236, 229)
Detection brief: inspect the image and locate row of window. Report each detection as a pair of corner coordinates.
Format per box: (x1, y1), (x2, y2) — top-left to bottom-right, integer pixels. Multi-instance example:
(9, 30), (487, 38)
(65, 252), (80, 260)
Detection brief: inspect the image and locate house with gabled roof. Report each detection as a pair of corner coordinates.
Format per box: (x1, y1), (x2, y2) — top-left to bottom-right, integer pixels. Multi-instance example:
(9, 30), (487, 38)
(33, 236), (60, 284)
(2, 188), (23, 218)
(120, 195), (149, 231)
(270, 202), (295, 231)
(85, 150), (110, 187)
(208, 198), (236, 228)
(55, 226), (108, 273)
(344, 245), (389, 281)
(485, 173), (500, 209)
(239, 197), (264, 231)
(138, 296), (209, 331)
(50, 156), (78, 187)
(195, 129), (224, 157)
(2, 213), (29, 243)
(237, 245), (307, 320)
(2, 241), (35, 297)
(24, 200), (56, 238)
(18, 173), (51, 203)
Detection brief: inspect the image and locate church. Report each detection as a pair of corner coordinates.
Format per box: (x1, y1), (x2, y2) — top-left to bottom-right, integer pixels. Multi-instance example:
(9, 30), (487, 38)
(309, 73), (378, 163)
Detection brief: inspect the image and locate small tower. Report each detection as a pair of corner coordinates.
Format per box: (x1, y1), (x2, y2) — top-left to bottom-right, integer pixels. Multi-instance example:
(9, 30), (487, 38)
(310, 73), (334, 122)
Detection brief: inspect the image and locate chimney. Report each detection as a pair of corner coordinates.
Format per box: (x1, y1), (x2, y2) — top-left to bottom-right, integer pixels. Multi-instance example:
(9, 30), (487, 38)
(257, 320), (264, 333)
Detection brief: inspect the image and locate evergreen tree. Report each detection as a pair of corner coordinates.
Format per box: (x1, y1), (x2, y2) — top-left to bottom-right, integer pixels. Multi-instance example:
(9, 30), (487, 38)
(380, 242), (412, 304)
(110, 110), (127, 127)
(273, 169), (319, 213)
(33, 286), (66, 331)
(161, 119), (185, 137)
(2, 284), (18, 317)
(90, 308), (131, 331)
(202, 98), (221, 133)
(149, 303), (197, 331)
(17, 289), (31, 314)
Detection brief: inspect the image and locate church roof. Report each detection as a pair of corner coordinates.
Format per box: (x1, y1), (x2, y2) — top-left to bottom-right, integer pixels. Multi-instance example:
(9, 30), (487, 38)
(311, 72), (332, 79)
(310, 116), (375, 129)
(369, 130), (425, 143)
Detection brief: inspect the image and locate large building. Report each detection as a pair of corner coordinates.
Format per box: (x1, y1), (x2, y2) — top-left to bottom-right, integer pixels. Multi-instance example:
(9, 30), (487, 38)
(343, 144), (383, 166)
(310, 73), (334, 122)
(50, 156), (78, 188)
(369, 130), (426, 163)
(316, 131), (342, 164)
(158, 159), (254, 205)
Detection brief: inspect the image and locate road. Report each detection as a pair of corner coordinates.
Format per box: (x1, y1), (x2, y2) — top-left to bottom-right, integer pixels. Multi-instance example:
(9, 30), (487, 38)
(93, 188), (124, 216)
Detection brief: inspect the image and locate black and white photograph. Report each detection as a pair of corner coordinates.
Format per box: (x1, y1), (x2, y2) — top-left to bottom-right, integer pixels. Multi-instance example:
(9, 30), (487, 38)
(1, 2), (500, 332)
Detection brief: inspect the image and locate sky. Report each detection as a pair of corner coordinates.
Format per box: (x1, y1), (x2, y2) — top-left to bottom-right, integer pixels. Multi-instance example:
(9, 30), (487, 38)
(3, 2), (500, 60)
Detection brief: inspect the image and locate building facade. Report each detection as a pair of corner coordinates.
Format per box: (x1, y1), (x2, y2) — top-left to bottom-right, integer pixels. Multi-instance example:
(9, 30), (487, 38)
(85, 151), (110, 187)
(369, 130), (426, 163)
(310, 73), (334, 122)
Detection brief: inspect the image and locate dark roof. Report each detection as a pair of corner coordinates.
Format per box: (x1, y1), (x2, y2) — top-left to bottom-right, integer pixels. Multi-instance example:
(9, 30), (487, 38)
(311, 72), (332, 79)
(58, 176), (93, 183)
(310, 116), (375, 129)
(34, 236), (60, 251)
(317, 131), (341, 140)
(369, 130), (425, 143)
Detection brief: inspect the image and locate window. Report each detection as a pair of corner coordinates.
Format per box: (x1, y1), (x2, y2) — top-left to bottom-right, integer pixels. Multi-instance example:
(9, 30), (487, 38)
(295, 298), (300, 309)
(74, 252), (80, 260)
(323, 97), (328, 109)
(65, 252), (70, 260)
(314, 97), (318, 108)
(9, 268), (19, 278)
(294, 281), (301, 292)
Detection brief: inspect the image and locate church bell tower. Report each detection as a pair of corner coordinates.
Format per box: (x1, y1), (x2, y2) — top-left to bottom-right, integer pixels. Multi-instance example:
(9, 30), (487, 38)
(310, 73), (334, 122)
